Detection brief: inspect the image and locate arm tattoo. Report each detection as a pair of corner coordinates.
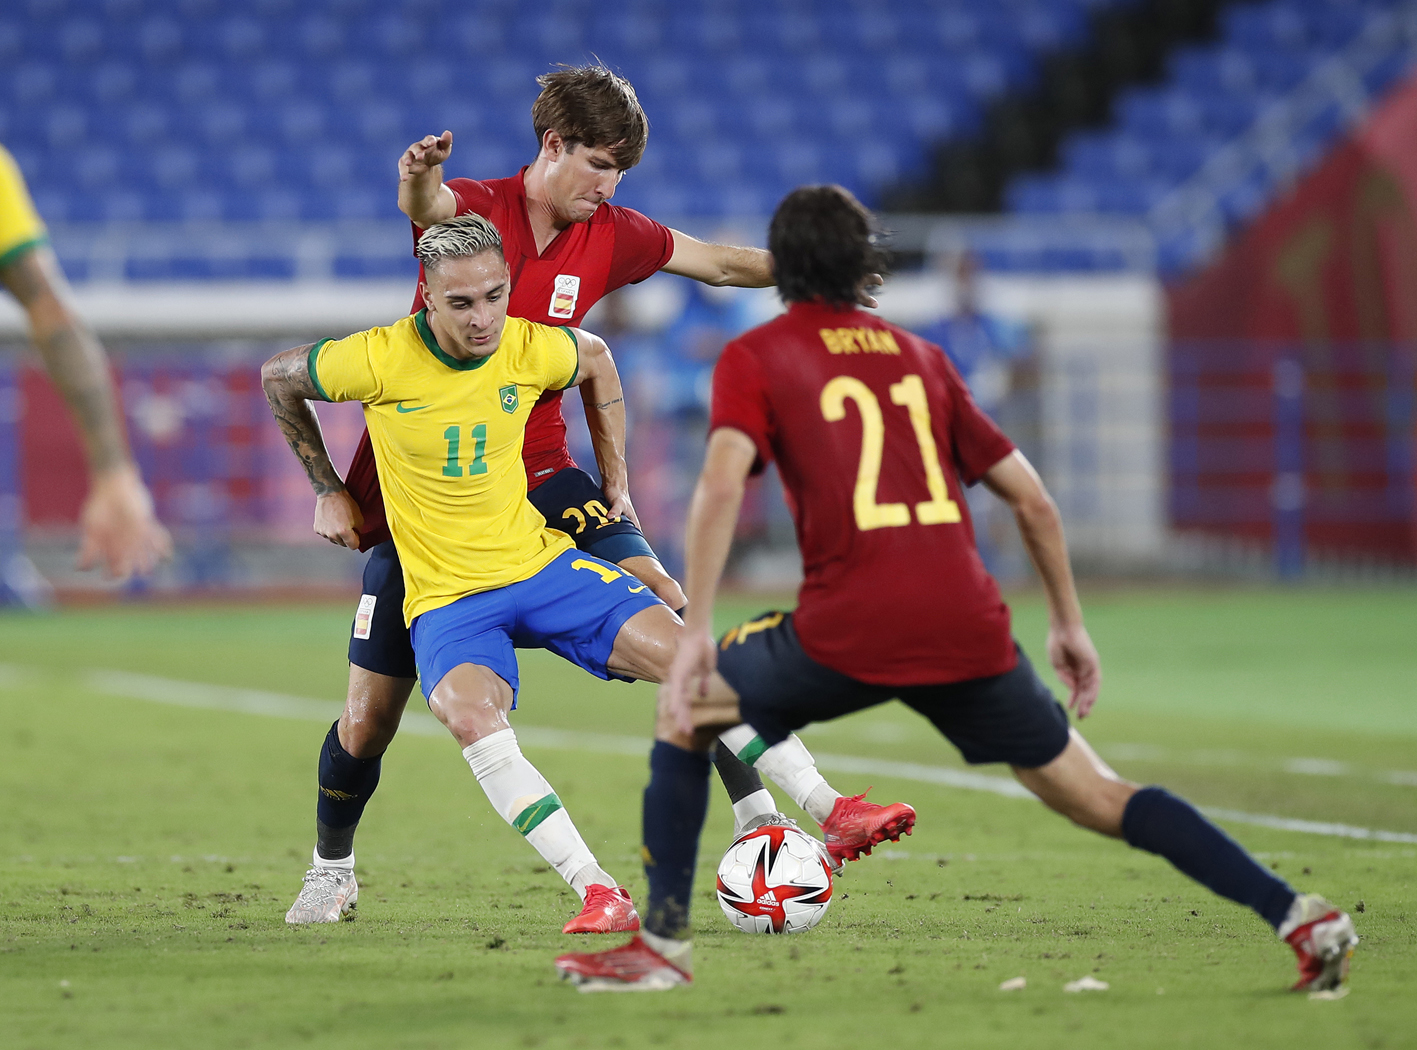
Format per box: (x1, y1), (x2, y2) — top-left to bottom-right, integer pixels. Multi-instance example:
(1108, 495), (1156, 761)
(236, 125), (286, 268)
(589, 397), (623, 410)
(3, 249), (131, 474)
(261, 346), (346, 497)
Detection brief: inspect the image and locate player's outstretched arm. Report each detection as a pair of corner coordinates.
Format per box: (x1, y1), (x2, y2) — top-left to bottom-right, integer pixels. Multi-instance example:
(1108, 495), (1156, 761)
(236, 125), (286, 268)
(260, 346), (363, 548)
(662, 230), (882, 306)
(663, 230), (774, 288)
(0, 245), (172, 580)
(662, 427), (758, 735)
(566, 328), (636, 525)
(982, 450), (1102, 717)
(397, 132), (459, 229)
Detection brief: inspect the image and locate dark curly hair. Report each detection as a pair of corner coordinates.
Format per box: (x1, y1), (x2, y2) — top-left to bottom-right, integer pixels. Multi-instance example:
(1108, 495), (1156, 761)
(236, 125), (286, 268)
(769, 185), (887, 306)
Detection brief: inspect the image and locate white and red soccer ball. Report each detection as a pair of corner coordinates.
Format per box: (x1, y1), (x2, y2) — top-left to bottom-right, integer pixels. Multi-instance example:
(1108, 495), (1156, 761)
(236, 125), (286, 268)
(716, 823), (833, 934)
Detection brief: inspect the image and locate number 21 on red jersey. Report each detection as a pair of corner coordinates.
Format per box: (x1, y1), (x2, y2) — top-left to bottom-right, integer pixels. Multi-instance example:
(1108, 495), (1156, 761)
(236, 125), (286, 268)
(820, 373), (962, 532)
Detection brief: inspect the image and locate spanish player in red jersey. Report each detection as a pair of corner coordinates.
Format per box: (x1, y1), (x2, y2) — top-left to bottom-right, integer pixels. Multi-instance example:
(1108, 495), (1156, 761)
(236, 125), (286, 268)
(288, 69), (907, 928)
(555, 186), (1358, 993)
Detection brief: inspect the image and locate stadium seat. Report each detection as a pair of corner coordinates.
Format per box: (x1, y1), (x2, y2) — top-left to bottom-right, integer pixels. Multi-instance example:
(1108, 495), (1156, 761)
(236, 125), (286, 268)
(1007, 0), (1411, 274)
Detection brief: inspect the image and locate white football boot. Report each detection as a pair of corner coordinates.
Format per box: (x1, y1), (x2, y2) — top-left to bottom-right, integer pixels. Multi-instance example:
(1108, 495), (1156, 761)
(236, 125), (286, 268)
(285, 866), (359, 924)
(1278, 893), (1358, 992)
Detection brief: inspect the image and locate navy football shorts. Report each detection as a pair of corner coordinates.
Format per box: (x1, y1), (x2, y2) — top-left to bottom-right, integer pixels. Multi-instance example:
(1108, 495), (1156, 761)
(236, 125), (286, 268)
(717, 612), (1071, 770)
(410, 547), (664, 703)
(347, 467), (661, 679)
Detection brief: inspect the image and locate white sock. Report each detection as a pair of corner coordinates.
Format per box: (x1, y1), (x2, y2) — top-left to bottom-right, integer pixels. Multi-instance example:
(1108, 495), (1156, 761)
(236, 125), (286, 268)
(641, 928), (693, 971)
(462, 729), (614, 900)
(730, 788), (779, 833)
(569, 863), (615, 898)
(754, 734), (841, 825)
(313, 848), (355, 872)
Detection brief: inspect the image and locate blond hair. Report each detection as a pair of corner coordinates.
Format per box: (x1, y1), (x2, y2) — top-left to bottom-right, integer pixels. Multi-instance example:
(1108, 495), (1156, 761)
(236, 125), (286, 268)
(415, 213), (504, 271)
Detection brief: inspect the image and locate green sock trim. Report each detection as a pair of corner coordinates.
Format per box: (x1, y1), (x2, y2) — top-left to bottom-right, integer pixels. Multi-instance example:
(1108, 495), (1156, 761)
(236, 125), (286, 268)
(512, 793), (563, 836)
(735, 736), (769, 767)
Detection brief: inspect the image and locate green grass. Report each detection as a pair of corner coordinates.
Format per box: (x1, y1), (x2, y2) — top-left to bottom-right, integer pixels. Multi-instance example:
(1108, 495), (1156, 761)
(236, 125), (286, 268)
(1, 588), (1415, 1049)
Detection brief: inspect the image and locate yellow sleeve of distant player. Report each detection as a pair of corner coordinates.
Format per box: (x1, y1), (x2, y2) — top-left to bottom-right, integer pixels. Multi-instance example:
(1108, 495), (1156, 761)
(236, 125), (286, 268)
(0, 145), (49, 267)
(547, 326), (579, 392)
(308, 330), (380, 404)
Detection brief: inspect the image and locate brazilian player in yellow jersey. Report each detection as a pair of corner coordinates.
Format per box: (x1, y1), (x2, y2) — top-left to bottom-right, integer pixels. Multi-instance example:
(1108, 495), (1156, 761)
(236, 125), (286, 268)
(307, 309), (581, 623)
(262, 212), (682, 934)
(0, 144), (170, 582)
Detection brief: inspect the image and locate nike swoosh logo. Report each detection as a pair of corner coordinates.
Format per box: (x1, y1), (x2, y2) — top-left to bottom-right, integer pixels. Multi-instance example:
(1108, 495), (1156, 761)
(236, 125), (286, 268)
(628, 585), (647, 593)
(395, 403), (427, 413)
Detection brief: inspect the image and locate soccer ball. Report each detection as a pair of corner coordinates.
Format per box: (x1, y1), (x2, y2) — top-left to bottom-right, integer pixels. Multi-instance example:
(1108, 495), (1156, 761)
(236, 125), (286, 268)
(715, 822), (833, 934)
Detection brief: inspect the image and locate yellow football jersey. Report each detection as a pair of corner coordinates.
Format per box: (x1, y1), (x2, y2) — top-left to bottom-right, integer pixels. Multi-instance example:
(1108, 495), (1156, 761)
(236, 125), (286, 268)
(0, 144), (48, 268)
(312, 311), (579, 624)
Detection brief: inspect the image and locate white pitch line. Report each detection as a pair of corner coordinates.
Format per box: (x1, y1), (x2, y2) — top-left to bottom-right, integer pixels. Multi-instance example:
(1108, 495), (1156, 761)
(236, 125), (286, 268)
(1203, 808), (1417, 845)
(68, 668), (1417, 846)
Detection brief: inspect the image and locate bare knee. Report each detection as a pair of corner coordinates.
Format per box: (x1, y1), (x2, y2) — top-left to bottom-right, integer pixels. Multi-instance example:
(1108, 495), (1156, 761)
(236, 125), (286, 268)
(426, 664), (514, 749)
(1013, 732), (1139, 838)
(339, 667), (415, 758)
(618, 555), (687, 612)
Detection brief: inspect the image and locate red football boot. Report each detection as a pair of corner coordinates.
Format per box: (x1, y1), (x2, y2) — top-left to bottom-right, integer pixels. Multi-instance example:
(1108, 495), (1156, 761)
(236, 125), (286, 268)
(555, 936), (691, 992)
(561, 884), (641, 935)
(1280, 894), (1358, 992)
(819, 789), (916, 863)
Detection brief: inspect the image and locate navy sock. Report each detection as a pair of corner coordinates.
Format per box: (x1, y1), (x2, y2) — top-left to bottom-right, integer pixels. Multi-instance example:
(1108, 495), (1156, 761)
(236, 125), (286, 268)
(1122, 786), (1296, 929)
(315, 720), (382, 861)
(712, 740), (767, 804)
(642, 741), (712, 938)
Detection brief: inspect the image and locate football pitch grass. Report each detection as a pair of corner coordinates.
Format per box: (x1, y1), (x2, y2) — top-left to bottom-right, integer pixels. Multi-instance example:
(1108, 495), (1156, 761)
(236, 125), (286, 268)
(1, 587), (1414, 1049)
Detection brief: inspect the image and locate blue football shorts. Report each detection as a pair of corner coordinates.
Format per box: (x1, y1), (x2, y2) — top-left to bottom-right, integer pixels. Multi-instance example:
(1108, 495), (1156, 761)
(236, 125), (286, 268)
(348, 468), (661, 679)
(409, 547), (665, 704)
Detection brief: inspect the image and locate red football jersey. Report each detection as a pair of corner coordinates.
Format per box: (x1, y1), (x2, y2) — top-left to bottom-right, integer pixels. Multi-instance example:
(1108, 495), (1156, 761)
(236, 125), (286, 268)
(342, 170), (675, 551)
(710, 301), (1018, 686)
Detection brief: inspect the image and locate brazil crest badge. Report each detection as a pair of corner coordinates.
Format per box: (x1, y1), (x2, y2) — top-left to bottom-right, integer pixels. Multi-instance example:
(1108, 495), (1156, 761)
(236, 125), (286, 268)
(499, 385), (519, 413)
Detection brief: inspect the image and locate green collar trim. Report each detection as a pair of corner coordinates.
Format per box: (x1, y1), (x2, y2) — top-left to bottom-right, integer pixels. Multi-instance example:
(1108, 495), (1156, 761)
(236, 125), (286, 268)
(415, 309), (493, 371)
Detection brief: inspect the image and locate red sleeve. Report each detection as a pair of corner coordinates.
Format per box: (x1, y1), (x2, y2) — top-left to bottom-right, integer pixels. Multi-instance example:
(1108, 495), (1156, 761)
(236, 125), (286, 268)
(709, 339), (773, 475)
(447, 177), (496, 217)
(938, 352), (1016, 484)
(408, 178), (497, 253)
(606, 206), (675, 290)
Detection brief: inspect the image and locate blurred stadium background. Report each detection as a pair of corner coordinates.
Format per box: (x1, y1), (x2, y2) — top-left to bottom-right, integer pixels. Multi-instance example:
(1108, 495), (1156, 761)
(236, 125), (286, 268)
(3, 0), (1417, 602)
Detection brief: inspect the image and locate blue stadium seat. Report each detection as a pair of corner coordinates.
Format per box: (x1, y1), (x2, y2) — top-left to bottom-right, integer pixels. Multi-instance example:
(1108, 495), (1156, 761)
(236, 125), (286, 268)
(1009, 0), (1411, 275)
(7, 0), (1392, 285)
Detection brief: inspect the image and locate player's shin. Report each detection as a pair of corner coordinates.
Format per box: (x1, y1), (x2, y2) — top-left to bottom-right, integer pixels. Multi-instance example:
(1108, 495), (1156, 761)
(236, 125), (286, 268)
(1122, 786), (1297, 928)
(641, 740), (711, 967)
(315, 719), (382, 869)
(720, 724), (841, 825)
(463, 728), (613, 898)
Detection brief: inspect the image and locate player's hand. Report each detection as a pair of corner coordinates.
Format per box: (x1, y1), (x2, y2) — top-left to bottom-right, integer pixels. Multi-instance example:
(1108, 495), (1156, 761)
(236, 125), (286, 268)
(76, 463), (173, 581)
(399, 131), (453, 181)
(603, 485), (640, 527)
(314, 490), (364, 549)
(661, 627), (718, 737)
(857, 273), (884, 309)
(1047, 622), (1101, 718)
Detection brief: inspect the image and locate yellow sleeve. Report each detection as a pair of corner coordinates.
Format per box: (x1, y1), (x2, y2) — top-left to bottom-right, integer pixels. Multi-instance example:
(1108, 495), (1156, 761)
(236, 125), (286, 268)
(548, 326), (579, 392)
(309, 331), (380, 404)
(0, 145), (48, 267)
